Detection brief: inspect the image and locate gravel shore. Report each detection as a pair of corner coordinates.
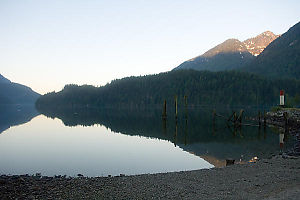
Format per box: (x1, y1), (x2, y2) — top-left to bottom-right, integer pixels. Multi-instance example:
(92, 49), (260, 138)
(1, 156), (299, 199)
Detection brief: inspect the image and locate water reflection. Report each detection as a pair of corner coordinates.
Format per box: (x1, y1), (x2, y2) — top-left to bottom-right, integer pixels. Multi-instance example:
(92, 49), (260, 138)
(0, 115), (212, 176)
(0, 104), (39, 134)
(37, 106), (293, 167)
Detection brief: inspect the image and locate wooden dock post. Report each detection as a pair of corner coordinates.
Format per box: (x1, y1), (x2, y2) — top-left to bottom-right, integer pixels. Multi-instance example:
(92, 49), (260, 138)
(263, 110), (266, 128)
(174, 95), (178, 120)
(234, 112), (237, 130)
(162, 100), (167, 118)
(238, 109), (244, 127)
(184, 95), (188, 119)
(212, 109), (216, 123)
(174, 119), (178, 147)
(258, 111), (261, 128)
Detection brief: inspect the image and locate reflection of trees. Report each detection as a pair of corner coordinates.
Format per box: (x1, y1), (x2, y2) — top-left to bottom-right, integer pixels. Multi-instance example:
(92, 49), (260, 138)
(36, 106), (289, 161)
(0, 105), (39, 134)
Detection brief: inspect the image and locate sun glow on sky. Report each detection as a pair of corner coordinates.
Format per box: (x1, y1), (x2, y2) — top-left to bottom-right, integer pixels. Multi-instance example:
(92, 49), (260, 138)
(0, 0), (299, 94)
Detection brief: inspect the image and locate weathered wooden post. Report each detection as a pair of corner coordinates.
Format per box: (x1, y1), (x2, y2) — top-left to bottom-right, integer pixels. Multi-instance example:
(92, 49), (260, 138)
(280, 90), (285, 106)
(258, 111), (261, 128)
(162, 100), (167, 119)
(174, 95), (178, 120)
(263, 111), (267, 138)
(234, 112), (237, 130)
(184, 95), (188, 119)
(238, 109), (244, 127)
(263, 111), (266, 127)
(174, 119), (178, 147)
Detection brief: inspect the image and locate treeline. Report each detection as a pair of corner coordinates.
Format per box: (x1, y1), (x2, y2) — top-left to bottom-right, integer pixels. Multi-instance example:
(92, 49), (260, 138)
(36, 70), (300, 109)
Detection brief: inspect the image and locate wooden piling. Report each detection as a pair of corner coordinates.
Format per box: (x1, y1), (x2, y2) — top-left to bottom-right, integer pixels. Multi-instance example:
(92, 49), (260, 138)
(263, 110), (266, 128)
(174, 95), (178, 120)
(162, 100), (167, 118)
(184, 95), (188, 119)
(238, 109), (244, 127)
(258, 111), (261, 127)
(174, 119), (178, 147)
(228, 112), (235, 122)
(212, 109), (216, 124)
(234, 112), (237, 129)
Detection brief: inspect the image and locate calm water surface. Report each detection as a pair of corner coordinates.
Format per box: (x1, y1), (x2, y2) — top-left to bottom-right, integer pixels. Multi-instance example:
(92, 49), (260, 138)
(0, 105), (292, 177)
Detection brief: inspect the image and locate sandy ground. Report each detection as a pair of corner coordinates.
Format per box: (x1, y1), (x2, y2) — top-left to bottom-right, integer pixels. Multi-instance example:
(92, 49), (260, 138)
(1, 155), (299, 200)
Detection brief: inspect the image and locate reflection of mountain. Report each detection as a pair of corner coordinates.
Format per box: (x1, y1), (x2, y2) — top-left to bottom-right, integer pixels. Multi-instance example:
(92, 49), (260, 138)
(0, 105), (40, 134)
(37, 106), (289, 165)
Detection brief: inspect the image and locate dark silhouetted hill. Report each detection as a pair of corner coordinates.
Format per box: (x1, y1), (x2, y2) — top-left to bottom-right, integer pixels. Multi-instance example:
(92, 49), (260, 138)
(0, 74), (40, 104)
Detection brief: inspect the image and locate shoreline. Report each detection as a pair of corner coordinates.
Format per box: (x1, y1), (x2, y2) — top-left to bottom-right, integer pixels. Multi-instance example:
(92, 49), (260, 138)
(1, 155), (299, 199)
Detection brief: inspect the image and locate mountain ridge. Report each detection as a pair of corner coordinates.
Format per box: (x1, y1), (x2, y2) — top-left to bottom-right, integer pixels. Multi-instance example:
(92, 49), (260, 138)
(174, 31), (279, 71)
(0, 74), (40, 105)
(242, 21), (300, 79)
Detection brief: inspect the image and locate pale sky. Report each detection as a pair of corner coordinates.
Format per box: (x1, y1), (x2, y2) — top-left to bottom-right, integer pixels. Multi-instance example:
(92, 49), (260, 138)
(0, 0), (299, 94)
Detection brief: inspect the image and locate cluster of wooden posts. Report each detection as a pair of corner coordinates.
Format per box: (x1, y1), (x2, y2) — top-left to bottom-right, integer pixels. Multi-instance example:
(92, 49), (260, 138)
(162, 95), (188, 120)
(212, 109), (270, 137)
(162, 95), (189, 146)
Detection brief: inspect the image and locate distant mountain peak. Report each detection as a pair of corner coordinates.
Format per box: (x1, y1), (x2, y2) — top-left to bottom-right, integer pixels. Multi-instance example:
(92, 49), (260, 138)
(200, 38), (248, 58)
(242, 21), (300, 79)
(173, 29), (280, 72)
(243, 31), (279, 56)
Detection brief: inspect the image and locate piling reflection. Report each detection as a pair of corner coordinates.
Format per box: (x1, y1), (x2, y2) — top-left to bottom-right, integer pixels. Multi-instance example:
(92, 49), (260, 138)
(37, 106), (294, 167)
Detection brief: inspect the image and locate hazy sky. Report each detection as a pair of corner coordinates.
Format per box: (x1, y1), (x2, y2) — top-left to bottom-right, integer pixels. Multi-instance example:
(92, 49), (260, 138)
(1, 0), (299, 94)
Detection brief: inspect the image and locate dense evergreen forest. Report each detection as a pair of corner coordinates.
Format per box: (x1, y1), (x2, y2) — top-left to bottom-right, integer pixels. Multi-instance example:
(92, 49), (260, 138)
(36, 70), (300, 109)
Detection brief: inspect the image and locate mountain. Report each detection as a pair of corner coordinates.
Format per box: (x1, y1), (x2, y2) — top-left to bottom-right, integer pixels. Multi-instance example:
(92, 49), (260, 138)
(243, 31), (279, 56)
(242, 22), (300, 79)
(173, 31), (279, 71)
(0, 74), (40, 104)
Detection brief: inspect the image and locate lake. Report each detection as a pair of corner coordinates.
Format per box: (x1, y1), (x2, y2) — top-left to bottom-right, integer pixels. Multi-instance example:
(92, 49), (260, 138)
(0, 105), (293, 177)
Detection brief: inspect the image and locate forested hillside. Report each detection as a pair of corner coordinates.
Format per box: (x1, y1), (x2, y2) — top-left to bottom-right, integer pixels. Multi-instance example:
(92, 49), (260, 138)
(36, 70), (300, 108)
